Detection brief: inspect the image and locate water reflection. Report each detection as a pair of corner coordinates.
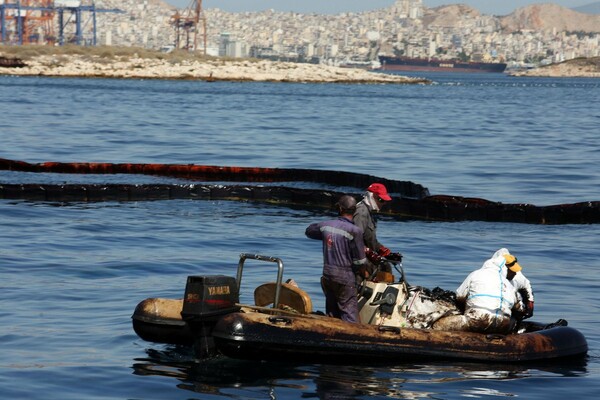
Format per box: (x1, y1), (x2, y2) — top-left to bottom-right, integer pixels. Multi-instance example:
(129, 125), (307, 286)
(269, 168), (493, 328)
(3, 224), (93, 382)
(132, 346), (312, 396)
(131, 346), (588, 399)
(311, 364), (427, 399)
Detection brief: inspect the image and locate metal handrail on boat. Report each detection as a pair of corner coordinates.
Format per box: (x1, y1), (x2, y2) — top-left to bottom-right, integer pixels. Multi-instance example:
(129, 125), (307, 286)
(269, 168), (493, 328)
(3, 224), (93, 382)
(236, 253), (284, 310)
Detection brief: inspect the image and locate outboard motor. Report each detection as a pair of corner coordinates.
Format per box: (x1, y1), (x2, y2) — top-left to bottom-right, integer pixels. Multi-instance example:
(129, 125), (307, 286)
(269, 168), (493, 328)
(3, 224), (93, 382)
(181, 275), (240, 357)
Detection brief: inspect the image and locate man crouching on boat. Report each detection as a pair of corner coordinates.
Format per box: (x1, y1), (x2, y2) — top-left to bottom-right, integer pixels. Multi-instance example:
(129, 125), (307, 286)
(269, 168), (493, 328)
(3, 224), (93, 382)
(305, 195), (367, 323)
(432, 250), (524, 334)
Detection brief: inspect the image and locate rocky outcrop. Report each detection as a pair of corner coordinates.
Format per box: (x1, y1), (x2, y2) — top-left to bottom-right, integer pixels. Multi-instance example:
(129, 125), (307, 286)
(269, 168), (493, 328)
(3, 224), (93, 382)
(500, 4), (600, 33)
(0, 54), (428, 84)
(510, 57), (600, 77)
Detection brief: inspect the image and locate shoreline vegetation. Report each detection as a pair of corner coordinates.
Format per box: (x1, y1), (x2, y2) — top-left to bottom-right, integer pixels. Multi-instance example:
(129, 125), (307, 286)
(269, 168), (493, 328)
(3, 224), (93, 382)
(0, 45), (429, 84)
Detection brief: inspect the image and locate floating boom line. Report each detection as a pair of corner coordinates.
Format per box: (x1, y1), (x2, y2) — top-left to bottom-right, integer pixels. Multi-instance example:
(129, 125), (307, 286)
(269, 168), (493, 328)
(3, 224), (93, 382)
(1, 158), (598, 225)
(0, 158), (430, 198)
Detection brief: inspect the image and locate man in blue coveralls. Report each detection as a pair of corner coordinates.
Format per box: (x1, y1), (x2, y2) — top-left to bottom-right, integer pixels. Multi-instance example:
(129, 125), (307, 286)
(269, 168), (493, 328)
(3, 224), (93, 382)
(305, 195), (367, 323)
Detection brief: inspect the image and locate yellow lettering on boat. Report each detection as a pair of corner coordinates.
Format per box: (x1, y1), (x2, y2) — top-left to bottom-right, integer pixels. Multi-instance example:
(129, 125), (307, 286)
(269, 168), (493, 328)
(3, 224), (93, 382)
(208, 285), (231, 296)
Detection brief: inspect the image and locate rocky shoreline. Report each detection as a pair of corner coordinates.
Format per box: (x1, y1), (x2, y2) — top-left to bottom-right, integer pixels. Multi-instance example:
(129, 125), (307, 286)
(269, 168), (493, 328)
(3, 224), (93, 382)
(509, 57), (600, 78)
(0, 54), (429, 84)
(4, 52), (598, 81)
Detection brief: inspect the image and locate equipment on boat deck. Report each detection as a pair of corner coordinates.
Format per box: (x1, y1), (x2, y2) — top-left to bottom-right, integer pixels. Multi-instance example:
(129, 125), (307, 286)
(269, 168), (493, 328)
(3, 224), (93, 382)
(132, 253), (588, 363)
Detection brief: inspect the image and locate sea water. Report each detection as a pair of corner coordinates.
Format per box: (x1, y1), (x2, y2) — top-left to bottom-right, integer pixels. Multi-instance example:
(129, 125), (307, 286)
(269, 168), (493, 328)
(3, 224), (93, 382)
(1, 71), (599, 399)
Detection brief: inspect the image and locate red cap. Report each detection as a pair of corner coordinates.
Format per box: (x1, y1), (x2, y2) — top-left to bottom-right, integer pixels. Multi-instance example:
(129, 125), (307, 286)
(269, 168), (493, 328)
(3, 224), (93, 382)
(367, 183), (391, 201)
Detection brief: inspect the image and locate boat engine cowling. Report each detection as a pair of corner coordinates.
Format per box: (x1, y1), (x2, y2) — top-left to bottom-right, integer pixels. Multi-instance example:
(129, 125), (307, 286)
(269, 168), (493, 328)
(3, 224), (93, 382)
(180, 275), (240, 357)
(181, 275), (240, 321)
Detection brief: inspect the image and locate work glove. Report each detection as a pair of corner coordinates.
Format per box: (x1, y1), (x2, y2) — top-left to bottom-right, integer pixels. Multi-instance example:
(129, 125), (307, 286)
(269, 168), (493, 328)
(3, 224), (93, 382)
(386, 252), (403, 262)
(366, 248), (383, 265)
(524, 301), (534, 319)
(378, 246), (402, 262)
(377, 246), (391, 257)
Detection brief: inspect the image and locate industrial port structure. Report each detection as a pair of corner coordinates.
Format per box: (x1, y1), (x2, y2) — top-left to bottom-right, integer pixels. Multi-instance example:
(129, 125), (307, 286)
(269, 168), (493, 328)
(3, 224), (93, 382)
(1, 0), (207, 52)
(171, 0), (206, 53)
(0, 0), (123, 45)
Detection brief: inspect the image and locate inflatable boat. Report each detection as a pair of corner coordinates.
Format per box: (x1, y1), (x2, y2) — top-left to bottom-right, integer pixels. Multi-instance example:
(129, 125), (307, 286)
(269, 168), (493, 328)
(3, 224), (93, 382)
(132, 253), (588, 363)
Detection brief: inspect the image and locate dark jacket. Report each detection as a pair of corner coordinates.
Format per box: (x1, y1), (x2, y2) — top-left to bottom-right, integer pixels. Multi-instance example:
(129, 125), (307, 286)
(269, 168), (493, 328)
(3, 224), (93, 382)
(305, 217), (367, 286)
(353, 201), (383, 252)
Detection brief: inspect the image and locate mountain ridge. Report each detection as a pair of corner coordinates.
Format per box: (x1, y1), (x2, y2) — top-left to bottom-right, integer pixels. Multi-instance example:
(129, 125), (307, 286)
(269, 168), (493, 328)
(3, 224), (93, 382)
(500, 4), (600, 32)
(417, 3), (600, 32)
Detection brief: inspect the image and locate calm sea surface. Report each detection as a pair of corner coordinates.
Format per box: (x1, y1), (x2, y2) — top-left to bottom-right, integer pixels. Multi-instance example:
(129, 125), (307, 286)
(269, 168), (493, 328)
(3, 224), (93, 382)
(1, 71), (599, 399)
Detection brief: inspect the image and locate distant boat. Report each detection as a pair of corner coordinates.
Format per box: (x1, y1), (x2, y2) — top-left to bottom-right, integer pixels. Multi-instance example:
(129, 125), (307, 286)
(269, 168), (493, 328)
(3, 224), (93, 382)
(338, 60), (381, 70)
(0, 56), (26, 68)
(378, 55), (507, 73)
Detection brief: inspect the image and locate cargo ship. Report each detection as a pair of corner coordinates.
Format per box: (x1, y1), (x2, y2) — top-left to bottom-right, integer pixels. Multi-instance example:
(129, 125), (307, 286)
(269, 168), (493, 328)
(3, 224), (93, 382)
(379, 55), (507, 73)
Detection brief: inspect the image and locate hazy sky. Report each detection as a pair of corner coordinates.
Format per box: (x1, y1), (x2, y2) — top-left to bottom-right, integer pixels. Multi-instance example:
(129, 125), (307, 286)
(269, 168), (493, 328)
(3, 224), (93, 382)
(165, 1), (593, 16)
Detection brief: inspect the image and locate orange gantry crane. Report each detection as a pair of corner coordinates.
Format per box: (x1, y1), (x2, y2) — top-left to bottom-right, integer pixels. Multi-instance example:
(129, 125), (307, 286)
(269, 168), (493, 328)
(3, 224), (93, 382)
(0, 1), (123, 46)
(1, 0), (56, 44)
(170, 0), (206, 53)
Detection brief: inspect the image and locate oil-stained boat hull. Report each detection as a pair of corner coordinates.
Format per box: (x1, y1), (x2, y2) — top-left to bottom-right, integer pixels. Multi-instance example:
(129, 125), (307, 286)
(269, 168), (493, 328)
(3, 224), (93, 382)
(212, 312), (588, 363)
(132, 298), (195, 345)
(131, 255), (588, 364)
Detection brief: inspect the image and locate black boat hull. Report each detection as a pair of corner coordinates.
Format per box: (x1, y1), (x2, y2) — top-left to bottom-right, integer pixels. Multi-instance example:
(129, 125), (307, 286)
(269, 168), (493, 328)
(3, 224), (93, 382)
(212, 312), (588, 363)
(379, 56), (507, 73)
(132, 298), (195, 345)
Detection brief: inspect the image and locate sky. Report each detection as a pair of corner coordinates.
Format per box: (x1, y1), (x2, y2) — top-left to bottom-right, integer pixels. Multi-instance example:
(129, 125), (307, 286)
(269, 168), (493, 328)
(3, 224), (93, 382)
(165, 1), (594, 16)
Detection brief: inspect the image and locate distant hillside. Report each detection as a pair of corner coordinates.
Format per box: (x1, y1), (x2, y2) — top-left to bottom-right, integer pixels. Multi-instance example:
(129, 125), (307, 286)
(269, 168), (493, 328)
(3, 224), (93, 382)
(420, 3), (600, 33)
(573, 1), (600, 14)
(422, 4), (481, 28)
(500, 4), (600, 33)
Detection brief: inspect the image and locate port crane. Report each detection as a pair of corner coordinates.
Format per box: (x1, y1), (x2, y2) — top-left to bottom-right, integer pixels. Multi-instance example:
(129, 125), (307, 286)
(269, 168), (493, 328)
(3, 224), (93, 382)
(0, 0), (122, 46)
(170, 0), (206, 53)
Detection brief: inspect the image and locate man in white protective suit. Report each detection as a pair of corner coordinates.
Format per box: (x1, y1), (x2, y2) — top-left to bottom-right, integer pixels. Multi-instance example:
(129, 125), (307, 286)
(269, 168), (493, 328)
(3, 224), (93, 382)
(492, 248), (535, 320)
(432, 250), (525, 334)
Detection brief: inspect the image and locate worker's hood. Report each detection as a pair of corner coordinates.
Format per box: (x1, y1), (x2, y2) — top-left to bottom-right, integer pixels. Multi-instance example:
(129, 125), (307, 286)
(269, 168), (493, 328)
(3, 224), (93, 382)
(480, 253), (508, 276)
(363, 191), (380, 212)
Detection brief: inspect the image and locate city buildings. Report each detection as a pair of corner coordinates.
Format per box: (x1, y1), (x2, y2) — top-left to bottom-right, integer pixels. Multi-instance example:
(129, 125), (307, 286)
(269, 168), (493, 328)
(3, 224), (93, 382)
(3, 0), (599, 67)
